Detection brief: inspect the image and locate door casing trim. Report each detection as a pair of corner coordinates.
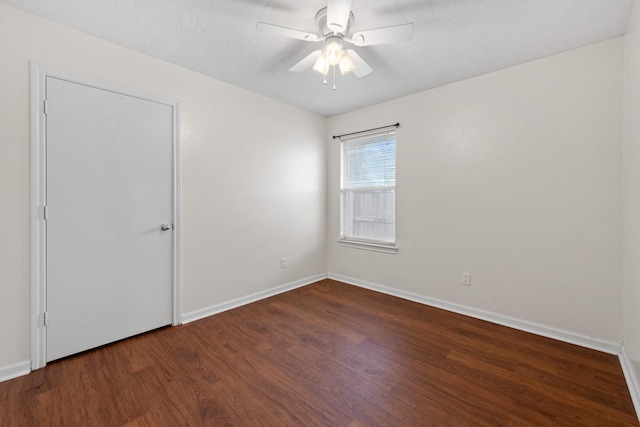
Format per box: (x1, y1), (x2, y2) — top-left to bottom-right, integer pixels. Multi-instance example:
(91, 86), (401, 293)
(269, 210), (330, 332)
(29, 63), (182, 370)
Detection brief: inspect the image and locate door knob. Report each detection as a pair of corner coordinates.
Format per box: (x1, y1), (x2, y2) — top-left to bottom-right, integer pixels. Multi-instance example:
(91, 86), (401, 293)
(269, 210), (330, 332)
(161, 223), (172, 231)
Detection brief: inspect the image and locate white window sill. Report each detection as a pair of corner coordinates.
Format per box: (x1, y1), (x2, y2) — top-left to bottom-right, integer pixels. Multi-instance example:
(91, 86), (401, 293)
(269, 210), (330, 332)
(338, 240), (398, 254)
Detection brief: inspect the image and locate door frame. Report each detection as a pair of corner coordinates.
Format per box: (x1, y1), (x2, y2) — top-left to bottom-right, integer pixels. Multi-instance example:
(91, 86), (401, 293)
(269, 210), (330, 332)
(30, 63), (182, 370)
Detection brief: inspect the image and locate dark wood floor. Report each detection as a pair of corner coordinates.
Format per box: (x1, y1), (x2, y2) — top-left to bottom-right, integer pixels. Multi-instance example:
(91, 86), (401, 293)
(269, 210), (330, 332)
(1, 279), (638, 426)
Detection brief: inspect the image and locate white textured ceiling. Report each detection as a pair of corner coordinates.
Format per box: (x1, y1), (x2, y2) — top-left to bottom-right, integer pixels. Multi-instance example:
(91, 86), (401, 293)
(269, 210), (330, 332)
(1, 0), (635, 116)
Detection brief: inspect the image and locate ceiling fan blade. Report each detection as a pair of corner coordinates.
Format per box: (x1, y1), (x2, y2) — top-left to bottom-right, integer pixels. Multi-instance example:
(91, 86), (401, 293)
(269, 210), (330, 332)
(327, 0), (352, 33)
(256, 22), (321, 42)
(288, 50), (323, 72)
(346, 50), (372, 78)
(350, 23), (414, 46)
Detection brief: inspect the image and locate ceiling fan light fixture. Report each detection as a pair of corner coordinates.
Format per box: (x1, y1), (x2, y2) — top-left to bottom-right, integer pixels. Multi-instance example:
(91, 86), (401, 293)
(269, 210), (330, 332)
(325, 36), (344, 66)
(339, 52), (355, 75)
(313, 52), (330, 75)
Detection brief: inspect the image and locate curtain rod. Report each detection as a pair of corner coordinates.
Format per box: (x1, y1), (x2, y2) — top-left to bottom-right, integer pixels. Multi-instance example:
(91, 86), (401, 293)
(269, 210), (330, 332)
(332, 122), (400, 140)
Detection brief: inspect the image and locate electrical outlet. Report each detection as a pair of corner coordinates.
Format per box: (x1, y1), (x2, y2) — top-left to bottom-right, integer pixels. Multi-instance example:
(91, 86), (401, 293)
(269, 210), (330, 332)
(461, 272), (471, 286)
(281, 258), (287, 269)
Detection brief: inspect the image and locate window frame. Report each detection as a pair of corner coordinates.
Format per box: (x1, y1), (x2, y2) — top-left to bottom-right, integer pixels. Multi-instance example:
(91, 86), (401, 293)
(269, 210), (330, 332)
(339, 128), (398, 254)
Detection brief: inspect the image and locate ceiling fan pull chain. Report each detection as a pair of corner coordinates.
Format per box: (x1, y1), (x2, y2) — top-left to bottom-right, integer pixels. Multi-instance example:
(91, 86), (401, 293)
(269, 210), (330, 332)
(333, 65), (336, 91)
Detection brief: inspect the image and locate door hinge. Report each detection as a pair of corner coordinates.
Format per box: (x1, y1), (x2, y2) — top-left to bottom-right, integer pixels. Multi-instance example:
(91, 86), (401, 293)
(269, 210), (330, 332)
(43, 312), (49, 327)
(43, 99), (48, 115)
(43, 206), (48, 221)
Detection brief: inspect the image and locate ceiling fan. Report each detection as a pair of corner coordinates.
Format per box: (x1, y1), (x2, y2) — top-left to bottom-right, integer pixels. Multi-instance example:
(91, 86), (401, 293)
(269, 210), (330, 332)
(256, 0), (414, 88)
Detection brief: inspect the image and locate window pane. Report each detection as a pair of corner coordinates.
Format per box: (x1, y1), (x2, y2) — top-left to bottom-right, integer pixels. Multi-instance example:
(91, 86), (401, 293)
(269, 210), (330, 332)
(344, 137), (396, 188)
(342, 189), (395, 243)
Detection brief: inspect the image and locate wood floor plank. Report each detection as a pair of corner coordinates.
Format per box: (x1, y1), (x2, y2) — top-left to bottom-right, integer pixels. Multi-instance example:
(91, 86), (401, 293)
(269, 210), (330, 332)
(0, 279), (638, 426)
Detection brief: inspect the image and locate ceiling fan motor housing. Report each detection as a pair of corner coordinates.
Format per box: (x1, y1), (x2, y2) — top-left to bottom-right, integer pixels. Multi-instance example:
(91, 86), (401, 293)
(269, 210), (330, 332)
(315, 7), (354, 37)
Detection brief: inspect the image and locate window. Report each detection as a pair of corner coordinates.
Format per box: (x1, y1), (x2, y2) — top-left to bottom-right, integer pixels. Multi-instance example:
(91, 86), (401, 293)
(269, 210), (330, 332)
(340, 128), (397, 252)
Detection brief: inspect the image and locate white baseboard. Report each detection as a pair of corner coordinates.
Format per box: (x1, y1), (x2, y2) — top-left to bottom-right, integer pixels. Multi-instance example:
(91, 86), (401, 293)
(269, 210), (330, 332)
(620, 347), (640, 421)
(328, 273), (622, 355)
(0, 360), (31, 383)
(181, 273), (329, 324)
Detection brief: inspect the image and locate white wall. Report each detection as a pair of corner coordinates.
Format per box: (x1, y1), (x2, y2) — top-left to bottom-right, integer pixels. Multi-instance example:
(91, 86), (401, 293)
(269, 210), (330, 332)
(328, 38), (624, 342)
(624, 0), (640, 369)
(0, 1), (631, 374)
(0, 4), (327, 368)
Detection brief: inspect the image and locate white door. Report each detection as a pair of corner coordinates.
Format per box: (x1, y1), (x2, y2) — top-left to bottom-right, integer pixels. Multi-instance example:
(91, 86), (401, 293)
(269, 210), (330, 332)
(46, 77), (174, 362)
